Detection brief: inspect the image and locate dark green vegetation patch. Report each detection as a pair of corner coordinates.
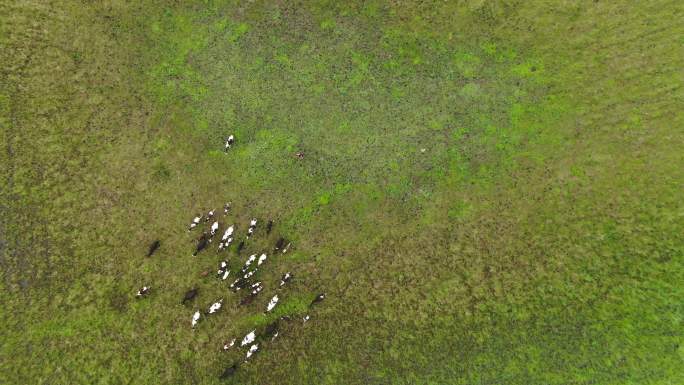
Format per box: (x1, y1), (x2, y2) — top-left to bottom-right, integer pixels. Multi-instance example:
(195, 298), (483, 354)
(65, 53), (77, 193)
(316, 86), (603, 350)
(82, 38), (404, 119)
(1, 1), (683, 384)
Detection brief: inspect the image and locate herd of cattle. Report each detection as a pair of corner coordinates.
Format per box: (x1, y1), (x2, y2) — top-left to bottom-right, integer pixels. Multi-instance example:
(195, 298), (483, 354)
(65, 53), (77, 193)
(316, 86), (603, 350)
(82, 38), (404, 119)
(137, 201), (325, 380)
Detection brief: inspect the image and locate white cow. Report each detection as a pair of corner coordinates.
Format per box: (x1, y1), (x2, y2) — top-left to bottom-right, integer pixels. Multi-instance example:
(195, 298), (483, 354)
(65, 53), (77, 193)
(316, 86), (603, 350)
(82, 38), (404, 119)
(222, 338), (236, 351)
(218, 225), (235, 251)
(257, 253), (267, 266)
(205, 209), (215, 222)
(242, 254), (257, 270)
(208, 299), (223, 314)
(188, 215), (202, 231)
(241, 330), (256, 346)
(192, 311), (201, 327)
(266, 295), (279, 312)
(245, 344), (259, 360)
(222, 226), (234, 240)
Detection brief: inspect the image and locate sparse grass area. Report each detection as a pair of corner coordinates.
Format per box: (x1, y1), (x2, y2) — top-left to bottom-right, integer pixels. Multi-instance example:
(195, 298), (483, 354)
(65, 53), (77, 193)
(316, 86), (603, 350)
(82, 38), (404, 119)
(1, 1), (683, 384)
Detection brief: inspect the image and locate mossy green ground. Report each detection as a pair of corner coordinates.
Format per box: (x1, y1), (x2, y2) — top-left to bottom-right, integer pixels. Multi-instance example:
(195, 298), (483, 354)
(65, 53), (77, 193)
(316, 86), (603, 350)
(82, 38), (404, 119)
(1, 1), (683, 384)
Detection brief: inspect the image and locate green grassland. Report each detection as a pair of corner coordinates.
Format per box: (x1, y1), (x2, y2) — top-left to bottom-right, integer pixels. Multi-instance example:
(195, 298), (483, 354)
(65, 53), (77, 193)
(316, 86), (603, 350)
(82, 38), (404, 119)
(1, 1), (683, 384)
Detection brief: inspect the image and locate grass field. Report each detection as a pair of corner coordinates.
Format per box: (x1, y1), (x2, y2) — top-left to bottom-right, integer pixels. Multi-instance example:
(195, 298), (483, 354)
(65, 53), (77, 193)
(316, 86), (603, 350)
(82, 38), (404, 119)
(1, 1), (683, 384)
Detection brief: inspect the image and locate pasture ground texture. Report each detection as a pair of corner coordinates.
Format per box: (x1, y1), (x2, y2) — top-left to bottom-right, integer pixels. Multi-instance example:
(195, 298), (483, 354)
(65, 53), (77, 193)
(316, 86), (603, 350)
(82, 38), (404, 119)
(1, 1), (683, 384)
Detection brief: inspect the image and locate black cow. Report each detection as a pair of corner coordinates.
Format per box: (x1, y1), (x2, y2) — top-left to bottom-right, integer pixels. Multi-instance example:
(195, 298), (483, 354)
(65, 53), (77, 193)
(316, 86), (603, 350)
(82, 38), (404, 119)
(239, 295), (255, 306)
(220, 364), (237, 379)
(310, 293), (326, 307)
(266, 220), (273, 234)
(146, 240), (160, 257)
(182, 288), (198, 304)
(236, 240), (245, 254)
(262, 321), (279, 340)
(274, 237), (285, 251)
(193, 233), (209, 256)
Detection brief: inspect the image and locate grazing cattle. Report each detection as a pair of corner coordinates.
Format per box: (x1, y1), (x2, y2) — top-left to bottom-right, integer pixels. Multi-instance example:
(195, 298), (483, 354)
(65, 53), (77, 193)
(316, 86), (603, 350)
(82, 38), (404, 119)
(240, 295), (255, 306)
(223, 226), (234, 239)
(303, 315), (310, 323)
(250, 281), (263, 295)
(209, 221), (219, 240)
(274, 237), (285, 251)
(243, 269), (257, 280)
(218, 226), (235, 251)
(236, 240), (245, 254)
(257, 253), (267, 266)
(223, 202), (232, 214)
(182, 288), (198, 304)
(266, 220), (273, 234)
(146, 240), (160, 257)
(218, 237), (233, 251)
(311, 293), (326, 306)
(246, 218), (257, 238)
(230, 277), (250, 291)
(266, 295), (279, 312)
(282, 242), (291, 254)
(279, 272), (292, 287)
(229, 277), (239, 289)
(224, 135), (235, 152)
(207, 299), (223, 314)
(217, 261), (228, 277)
(217, 261), (230, 280)
(241, 330), (256, 346)
(241, 254), (257, 272)
(222, 338), (236, 351)
(188, 214), (202, 231)
(263, 321), (279, 340)
(193, 233), (209, 256)
(192, 311), (201, 327)
(205, 209), (216, 223)
(220, 364), (237, 379)
(136, 286), (151, 298)
(240, 282), (262, 305)
(245, 344), (259, 360)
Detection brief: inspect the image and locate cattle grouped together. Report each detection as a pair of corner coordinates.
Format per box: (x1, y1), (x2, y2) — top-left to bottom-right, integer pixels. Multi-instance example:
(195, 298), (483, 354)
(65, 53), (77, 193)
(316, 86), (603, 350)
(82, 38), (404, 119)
(137, 201), (326, 380)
